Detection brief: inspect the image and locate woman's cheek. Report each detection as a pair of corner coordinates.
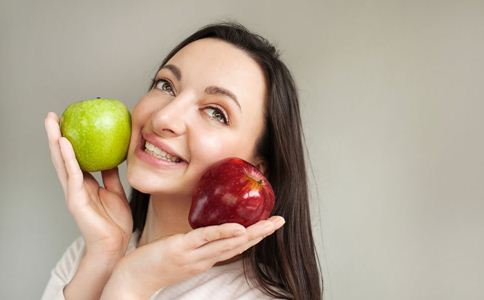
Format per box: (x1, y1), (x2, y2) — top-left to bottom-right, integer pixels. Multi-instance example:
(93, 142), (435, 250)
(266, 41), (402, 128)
(132, 98), (153, 125)
(127, 110), (143, 153)
(193, 133), (239, 166)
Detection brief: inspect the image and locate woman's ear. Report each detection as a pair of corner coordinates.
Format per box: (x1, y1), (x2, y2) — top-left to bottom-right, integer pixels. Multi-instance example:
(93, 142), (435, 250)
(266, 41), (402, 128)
(253, 156), (268, 176)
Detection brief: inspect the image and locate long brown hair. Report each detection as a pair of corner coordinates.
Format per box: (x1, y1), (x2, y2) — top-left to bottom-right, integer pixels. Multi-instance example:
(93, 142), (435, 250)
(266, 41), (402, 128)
(129, 22), (323, 299)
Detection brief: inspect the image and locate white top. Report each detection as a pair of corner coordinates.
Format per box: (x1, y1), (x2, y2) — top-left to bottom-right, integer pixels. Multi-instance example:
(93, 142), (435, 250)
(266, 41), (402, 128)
(41, 231), (275, 299)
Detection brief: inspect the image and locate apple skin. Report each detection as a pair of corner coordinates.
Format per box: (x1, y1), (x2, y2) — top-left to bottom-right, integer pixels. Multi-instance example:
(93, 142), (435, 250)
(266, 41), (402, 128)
(188, 157), (275, 228)
(60, 98), (131, 172)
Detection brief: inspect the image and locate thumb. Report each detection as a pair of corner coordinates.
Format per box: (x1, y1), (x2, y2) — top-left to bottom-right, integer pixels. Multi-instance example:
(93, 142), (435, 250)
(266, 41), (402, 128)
(101, 167), (127, 200)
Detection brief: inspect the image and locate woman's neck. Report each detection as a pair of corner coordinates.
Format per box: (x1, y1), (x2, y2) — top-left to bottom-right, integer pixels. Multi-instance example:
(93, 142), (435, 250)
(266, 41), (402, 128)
(137, 193), (192, 247)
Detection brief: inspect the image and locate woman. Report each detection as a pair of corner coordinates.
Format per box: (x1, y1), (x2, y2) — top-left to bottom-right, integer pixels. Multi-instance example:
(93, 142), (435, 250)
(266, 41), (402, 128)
(42, 22), (322, 299)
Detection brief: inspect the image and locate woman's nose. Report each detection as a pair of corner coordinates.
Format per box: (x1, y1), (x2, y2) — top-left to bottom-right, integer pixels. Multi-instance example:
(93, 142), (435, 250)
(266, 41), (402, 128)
(151, 96), (190, 138)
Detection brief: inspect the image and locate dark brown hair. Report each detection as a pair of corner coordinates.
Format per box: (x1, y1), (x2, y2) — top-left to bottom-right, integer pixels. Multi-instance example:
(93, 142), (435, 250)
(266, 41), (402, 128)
(129, 22), (323, 299)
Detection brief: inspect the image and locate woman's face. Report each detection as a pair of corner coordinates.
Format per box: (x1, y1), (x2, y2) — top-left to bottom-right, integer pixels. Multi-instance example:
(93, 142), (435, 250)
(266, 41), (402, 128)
(126, 38), (267, 198)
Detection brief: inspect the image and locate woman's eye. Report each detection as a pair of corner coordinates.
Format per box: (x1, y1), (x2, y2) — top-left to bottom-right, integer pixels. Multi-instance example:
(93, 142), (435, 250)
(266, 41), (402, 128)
(154, 79), (175, 96)
(205, 106), (229, 125)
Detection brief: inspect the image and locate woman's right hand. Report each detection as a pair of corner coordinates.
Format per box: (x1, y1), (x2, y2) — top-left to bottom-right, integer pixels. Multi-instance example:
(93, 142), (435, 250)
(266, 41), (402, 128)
(101, 216), (285, 299)
(45, 112), (133, 261)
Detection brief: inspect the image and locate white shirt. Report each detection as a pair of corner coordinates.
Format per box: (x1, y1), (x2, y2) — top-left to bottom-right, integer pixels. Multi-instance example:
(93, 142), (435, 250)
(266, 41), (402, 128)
(41, 231), (275, 299)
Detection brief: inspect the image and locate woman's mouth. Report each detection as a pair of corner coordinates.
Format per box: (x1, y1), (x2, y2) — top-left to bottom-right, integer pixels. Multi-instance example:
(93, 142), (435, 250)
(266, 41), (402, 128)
(144, 141), (182, 163)
(134, 133), (188, 168)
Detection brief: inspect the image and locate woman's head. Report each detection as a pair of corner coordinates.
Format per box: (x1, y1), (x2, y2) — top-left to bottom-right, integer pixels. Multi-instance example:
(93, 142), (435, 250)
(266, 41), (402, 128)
(129, 22), (322, 299)
(126, 36), (269, 197)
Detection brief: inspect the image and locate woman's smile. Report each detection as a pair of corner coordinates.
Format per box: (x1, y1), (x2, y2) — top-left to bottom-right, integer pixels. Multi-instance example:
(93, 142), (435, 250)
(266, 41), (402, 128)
(134, 130), (189, 169)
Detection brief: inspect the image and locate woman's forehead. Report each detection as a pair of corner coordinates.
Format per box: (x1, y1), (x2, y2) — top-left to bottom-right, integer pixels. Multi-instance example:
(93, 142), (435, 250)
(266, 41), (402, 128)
(166, 39), (263, 83)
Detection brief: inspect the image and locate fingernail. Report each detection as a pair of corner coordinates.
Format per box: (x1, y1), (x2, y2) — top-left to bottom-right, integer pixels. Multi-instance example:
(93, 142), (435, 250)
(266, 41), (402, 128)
(276, 217), (285, 227)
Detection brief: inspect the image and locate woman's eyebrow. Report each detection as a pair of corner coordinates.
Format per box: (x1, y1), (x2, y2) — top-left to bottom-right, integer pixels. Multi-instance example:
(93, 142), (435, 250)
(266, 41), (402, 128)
(205, 86), (241, 111)
(161, 64), (181, 81)
(160, 63), (241, 111)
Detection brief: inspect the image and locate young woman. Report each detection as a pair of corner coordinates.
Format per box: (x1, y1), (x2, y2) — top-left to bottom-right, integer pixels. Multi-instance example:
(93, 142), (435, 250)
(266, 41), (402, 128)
(42, 22), (322, 299)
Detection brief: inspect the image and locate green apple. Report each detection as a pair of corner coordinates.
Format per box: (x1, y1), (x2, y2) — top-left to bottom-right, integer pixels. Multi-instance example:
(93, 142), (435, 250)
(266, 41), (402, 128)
(60, 97), (131, 172)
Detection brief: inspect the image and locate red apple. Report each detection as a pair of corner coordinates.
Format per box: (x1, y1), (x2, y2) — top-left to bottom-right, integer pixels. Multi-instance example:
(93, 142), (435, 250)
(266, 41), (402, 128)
(188, 157), (275, 228)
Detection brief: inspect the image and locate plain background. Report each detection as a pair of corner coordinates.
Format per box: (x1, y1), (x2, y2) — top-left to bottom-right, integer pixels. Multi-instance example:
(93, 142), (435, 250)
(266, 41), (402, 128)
(1, 0), (483, 299)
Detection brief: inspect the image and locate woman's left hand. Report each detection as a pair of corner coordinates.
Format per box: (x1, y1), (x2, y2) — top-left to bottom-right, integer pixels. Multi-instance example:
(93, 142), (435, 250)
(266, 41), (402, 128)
(100, 216), (285, 299)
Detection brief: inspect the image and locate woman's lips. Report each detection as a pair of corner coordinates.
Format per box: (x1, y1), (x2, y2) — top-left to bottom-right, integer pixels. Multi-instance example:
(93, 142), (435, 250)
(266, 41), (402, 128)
(141, 132), (187, 162)
(135, 135), (188, 169)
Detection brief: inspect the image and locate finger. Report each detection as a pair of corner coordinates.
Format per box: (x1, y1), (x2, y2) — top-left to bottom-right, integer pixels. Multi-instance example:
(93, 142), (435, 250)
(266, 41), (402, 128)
(190, 233), (248, 262)
(45, 112), (67, 190)
(184, 223), (246, 249)
(192, 216), (285, 262)
(101, 167), (127, 200)
(83, 171), (103, 199)
(245, 216), (285, 240)
(227, 216), (285, 257)
(221, 235), (265, 261)
(58, 137), (84, 193)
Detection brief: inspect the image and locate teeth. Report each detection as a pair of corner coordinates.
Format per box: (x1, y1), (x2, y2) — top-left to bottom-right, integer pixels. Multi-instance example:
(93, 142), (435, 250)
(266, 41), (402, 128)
(144, 141), (181, 163)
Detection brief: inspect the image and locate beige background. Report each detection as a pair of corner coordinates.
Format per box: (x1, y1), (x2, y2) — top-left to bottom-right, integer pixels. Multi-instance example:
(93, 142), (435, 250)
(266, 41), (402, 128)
(1, 0), (483, 299)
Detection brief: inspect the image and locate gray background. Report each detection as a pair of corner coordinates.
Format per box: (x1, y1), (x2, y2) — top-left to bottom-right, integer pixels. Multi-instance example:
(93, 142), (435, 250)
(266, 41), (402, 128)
(1, 0), (483, 299)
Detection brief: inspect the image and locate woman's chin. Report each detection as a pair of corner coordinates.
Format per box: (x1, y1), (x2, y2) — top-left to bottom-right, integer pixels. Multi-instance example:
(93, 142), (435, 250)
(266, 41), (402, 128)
(126, 169), (192, 198)
(126, 166), (152, 193)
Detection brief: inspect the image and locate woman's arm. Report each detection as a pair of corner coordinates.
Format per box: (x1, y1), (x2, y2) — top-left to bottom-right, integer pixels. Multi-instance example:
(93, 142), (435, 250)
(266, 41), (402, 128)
(41, 238), (124, 300)
(63, 252), (122, 300)
(44, 113), (133, 299)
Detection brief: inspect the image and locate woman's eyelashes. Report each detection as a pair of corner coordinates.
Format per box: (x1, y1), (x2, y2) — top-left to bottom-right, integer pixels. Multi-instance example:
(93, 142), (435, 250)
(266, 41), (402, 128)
(205, 106), (229, 125)
(154, 78), (176, 96)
